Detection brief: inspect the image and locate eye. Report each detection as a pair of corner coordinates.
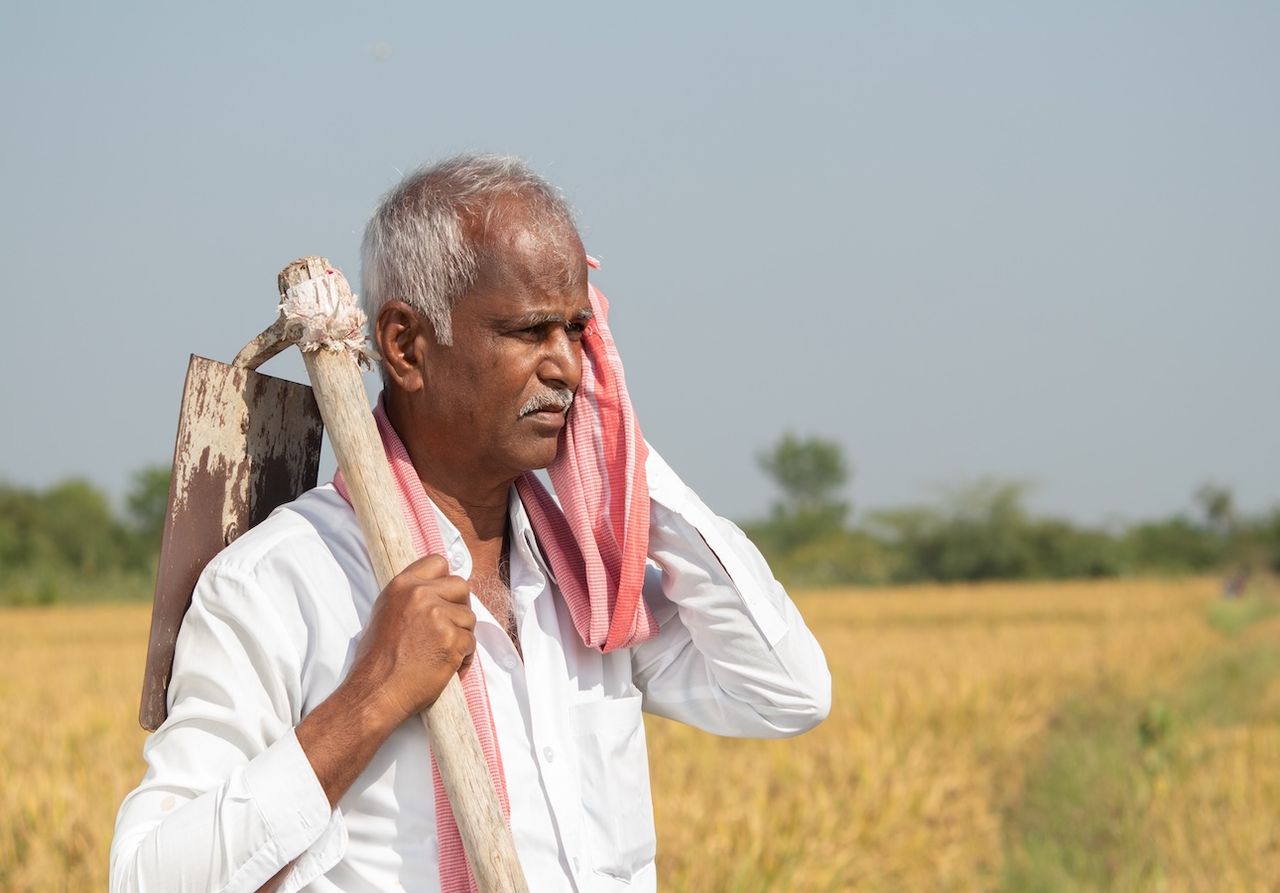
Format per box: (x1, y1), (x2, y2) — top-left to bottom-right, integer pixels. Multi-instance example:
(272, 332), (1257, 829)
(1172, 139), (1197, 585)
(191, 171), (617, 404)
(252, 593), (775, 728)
(509, 325), (546, 342)
(566, 322), (586, 340)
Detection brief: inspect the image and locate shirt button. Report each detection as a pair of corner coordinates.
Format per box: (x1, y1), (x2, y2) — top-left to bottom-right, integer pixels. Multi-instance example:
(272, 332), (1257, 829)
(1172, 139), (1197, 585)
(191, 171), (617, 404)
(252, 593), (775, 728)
(502, 655), (517, 670)
(542, 746), (555, 763)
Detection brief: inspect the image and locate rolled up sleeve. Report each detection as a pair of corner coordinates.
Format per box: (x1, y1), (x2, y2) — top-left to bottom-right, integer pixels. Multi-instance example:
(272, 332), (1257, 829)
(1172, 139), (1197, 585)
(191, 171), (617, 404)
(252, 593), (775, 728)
(110, 566), (346, 893)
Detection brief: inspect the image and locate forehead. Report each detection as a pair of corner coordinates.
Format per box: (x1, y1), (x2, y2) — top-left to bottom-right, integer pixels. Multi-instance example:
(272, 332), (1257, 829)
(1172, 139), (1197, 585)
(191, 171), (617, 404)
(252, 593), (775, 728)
(464, 198), (589, 315)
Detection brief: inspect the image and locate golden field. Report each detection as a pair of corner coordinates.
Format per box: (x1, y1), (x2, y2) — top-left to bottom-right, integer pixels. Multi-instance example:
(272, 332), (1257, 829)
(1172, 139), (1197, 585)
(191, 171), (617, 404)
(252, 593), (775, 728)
(3, 577), (1278, 892)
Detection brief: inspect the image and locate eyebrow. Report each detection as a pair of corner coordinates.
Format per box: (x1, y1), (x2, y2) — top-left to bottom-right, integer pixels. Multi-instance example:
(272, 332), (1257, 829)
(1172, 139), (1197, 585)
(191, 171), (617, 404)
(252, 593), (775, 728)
(502, 307), (594, 328)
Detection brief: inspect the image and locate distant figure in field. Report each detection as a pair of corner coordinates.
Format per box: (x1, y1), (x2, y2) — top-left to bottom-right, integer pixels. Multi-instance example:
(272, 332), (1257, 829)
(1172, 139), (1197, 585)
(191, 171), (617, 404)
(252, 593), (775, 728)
(1222, 566), (1251, 599)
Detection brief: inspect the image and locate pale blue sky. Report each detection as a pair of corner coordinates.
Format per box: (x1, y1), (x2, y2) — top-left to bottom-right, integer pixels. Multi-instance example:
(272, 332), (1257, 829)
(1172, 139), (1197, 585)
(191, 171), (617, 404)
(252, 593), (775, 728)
(2, 1), (1276, 525)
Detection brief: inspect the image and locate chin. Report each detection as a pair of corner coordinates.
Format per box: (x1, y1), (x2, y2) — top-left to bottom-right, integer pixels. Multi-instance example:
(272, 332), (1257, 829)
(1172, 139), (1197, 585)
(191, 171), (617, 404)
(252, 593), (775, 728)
(506, 437), (562, 475)
(527, 444), (561, 472)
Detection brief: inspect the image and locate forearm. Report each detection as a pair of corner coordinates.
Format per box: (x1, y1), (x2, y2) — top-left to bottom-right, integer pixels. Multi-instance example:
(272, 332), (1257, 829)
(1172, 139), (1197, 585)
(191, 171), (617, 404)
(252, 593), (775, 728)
(296, 550), (477, 806)
(110, 731), (338, 893)
(113, 667), (426, 893)
(295, 672), (404, 807)
(111, 566), (344, 893)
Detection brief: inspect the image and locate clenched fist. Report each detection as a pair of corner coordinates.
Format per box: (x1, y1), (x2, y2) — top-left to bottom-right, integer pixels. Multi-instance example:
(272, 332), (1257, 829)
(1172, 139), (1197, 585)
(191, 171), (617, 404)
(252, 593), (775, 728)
(295, 553), (476, 808)
(349, 553), (477, 727)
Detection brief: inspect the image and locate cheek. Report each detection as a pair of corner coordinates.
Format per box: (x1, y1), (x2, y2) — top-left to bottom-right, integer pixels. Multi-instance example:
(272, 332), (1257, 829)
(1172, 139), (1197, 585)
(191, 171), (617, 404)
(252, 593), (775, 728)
(470, 345), (541, 416)
(493, 346), (542, 388)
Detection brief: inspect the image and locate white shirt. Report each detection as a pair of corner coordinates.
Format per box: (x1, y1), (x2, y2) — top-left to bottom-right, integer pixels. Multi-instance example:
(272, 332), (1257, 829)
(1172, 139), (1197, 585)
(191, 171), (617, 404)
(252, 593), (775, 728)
(110, 447), (831, 893)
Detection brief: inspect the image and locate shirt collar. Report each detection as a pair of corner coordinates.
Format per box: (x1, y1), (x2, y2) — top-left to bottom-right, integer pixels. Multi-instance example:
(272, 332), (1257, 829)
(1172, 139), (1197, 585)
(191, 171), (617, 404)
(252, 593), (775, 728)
(507, 486), (557, 589)
(429, 486), (556, 592)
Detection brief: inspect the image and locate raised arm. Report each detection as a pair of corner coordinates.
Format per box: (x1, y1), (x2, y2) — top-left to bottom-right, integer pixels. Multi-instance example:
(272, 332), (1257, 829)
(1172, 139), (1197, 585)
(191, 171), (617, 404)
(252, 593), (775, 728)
(630, 446), (832, 737)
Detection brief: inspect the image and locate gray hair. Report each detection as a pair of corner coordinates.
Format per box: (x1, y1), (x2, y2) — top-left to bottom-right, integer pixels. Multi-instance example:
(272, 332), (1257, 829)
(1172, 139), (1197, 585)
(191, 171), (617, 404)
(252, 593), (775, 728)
(360, 153), (576, 345)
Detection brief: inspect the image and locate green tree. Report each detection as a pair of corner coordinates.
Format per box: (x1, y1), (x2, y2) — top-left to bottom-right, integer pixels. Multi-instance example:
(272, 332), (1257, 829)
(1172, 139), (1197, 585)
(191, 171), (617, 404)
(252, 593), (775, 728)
(1122, 516), (1225, 573)
(758, 433), (849, 514)
(1194, 482), (1235, 537)
(0, 482), (45, 568)
(116, 464), (172, 570)
(38, 478), (130, 574)
(127, 465), (172, 546)
(870, 479), (1085, 582)
(1262, 508), (1280, 573)
(756, 433), (851, 552)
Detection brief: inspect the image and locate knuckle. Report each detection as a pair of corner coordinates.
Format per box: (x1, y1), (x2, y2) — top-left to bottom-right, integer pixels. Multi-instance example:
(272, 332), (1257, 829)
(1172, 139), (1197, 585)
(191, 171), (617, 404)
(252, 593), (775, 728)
(458, 625), (476, 648)
(449, 626), (474, 655)
(422, 554), (449, 577)
(430, 577), (469, 604)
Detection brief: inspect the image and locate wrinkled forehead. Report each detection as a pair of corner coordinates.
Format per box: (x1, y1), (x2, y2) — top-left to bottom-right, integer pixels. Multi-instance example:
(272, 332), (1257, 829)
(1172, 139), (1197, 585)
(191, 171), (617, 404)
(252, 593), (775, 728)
(468, 194), (588, 295)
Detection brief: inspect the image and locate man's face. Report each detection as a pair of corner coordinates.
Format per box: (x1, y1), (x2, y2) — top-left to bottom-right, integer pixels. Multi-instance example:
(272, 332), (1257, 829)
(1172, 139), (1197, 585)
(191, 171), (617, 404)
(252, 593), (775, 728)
(412, 205), (591, 481)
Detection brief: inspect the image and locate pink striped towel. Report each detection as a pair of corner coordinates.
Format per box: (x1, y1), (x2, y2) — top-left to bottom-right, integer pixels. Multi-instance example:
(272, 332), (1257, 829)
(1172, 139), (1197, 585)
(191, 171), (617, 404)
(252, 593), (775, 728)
(334, 262), (658, 892)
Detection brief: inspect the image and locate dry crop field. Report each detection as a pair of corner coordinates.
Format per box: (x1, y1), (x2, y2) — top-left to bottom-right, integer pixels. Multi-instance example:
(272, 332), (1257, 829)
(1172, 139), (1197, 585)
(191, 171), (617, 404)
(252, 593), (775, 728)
(3, 577), (1278, 892)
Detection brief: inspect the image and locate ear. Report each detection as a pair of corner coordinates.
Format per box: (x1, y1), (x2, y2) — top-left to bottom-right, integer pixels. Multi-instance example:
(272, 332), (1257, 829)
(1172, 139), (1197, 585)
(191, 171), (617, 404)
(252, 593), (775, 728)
(374, 300), (431, 393)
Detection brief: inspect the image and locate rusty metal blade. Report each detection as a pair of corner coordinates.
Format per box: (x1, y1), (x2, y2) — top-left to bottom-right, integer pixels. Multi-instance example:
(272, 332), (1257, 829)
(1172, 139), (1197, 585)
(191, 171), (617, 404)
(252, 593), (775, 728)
(139, 354), (323, 731)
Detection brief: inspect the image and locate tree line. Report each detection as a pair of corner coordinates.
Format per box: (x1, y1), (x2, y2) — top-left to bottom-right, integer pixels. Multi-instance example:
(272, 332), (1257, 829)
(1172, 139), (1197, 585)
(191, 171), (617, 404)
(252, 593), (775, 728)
(744, 433), (1280, 588)
(2, 439), (1276, 604)
(0, 468), (168, 603)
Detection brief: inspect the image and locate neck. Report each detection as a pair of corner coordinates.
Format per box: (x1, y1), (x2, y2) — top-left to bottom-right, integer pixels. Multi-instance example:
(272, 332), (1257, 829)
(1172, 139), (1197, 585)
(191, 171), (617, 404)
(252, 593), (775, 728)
(384, 390), (511, 552)
(382, 389), (518, 642)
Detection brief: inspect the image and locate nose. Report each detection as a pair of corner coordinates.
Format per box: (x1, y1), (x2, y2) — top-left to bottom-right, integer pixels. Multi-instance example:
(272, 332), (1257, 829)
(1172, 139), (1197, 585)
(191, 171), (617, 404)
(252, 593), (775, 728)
(538, 325), (583, 393)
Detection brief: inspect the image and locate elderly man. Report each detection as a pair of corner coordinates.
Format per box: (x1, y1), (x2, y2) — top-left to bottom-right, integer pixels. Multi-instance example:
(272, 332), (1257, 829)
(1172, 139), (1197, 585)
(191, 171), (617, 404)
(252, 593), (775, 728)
(111, 154), (831, 892)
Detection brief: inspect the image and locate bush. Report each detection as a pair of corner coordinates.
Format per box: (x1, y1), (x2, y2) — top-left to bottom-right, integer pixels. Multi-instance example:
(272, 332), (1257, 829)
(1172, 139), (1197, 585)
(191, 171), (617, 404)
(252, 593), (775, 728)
(0, 468), (169, 604)
(1121, 517), (1226, 574)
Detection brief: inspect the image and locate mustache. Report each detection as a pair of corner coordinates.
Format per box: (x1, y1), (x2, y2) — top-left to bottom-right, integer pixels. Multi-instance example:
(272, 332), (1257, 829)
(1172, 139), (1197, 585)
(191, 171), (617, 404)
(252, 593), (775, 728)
(519, 388), (575, 417)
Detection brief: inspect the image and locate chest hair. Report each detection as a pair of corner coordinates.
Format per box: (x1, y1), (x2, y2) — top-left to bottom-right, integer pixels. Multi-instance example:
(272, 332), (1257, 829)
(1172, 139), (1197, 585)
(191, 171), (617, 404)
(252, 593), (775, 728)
(471, 546), (520, 652)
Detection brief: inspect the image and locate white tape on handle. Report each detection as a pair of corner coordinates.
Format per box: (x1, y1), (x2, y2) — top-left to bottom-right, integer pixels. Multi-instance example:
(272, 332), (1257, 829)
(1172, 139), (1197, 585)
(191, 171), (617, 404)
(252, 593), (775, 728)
(279, 269), (375, 365)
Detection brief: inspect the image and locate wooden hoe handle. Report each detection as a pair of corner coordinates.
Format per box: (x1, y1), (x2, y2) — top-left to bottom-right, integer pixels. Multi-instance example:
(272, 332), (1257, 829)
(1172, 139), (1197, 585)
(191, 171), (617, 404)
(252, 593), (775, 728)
(278, 257), (529, 893)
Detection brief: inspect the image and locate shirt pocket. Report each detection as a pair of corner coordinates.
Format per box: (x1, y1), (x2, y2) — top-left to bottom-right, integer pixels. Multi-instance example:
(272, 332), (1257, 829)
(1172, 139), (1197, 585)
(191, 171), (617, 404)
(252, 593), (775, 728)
(572, 693), (657, 884)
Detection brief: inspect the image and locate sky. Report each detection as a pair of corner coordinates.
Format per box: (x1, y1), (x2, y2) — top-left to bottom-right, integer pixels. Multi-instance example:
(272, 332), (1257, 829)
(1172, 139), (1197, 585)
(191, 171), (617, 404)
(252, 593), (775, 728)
(1, 1), (1277, 526)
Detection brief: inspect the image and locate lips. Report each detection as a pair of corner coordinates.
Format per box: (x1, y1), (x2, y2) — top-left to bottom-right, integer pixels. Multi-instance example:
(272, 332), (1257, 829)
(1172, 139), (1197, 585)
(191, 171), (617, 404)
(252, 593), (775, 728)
(518, 389), (574, 418)
(520, 403), (568, 418)
(522, 406), (567, 431)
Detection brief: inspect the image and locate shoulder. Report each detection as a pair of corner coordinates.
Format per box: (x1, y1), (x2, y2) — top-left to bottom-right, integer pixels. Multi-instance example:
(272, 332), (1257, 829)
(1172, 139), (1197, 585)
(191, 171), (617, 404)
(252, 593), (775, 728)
(196, 483), (373, 617)
(207, 484), (354, 568)
(166, 485), (375, 723)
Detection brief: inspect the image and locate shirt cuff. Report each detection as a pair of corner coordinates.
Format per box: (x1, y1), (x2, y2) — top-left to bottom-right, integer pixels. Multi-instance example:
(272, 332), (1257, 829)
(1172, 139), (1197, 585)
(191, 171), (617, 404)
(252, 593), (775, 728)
(242, 729), (347, 891)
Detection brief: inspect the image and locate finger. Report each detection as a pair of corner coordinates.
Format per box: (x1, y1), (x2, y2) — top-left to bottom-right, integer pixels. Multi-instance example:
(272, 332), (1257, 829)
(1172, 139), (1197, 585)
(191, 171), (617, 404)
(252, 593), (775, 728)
(446, 628), (476, 668)
(432, 576), (473, 605)
(404, 553), (450, 579)
(443, 602), (477, 632)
